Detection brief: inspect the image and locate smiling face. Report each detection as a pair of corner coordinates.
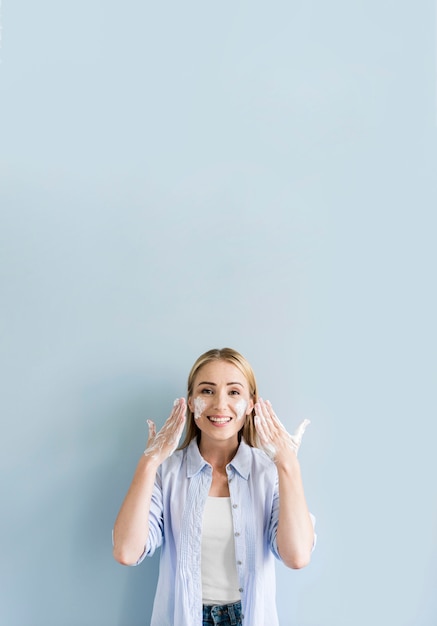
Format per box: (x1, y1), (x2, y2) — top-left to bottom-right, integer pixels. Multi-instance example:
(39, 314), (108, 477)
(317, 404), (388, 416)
(188, 360), (254, 448)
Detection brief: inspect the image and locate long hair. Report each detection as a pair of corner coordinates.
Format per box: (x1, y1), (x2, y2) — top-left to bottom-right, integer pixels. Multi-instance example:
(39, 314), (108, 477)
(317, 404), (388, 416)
(179, 347), (259, 449)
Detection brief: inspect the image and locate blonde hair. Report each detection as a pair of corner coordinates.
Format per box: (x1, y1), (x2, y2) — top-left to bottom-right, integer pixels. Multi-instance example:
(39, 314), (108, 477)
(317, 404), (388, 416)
(179, 347), (259, 449)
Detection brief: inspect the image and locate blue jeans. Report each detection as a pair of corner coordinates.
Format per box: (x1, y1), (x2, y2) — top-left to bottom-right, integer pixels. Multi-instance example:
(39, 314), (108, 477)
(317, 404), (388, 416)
(202, 601), (242, 626)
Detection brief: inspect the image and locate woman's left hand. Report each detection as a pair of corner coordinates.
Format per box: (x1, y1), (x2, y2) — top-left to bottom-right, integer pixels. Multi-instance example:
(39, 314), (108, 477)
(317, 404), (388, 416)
(254, 399), (310, 464)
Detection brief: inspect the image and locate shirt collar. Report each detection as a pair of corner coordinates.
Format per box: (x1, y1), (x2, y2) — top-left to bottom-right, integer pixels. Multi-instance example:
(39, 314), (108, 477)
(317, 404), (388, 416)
(186, 437), (251, 480)
(228, 438), (251, 480)
(186, 438), (209, 477)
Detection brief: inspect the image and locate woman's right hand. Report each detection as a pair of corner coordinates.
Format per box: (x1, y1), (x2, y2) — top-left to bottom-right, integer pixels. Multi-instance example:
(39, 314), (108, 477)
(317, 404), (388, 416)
(143, 397), (187, 465)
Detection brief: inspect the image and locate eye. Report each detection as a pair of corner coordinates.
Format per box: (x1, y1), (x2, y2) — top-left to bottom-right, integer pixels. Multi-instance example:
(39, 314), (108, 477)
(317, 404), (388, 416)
(201, 388), (213, 395)
(229, 390), (240, 396)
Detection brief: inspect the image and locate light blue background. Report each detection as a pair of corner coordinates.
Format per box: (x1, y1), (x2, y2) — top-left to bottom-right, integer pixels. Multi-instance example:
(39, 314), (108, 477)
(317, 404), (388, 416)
(1, 2), (436, 625)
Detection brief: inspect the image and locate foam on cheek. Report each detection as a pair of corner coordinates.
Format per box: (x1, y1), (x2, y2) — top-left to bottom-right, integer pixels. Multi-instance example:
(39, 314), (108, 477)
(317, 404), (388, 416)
(235, 399), (248, 421)
(193, 396), (206, 420)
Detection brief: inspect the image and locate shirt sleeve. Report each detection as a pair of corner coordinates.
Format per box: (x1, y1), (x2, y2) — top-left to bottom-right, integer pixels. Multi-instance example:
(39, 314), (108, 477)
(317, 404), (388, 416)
(268, 473), (282, 560)
(134, 467), (165, 565)
(267, 474), (317, 560)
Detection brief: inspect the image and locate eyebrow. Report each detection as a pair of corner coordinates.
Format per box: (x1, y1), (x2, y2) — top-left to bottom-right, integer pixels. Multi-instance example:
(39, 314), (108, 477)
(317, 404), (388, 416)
(196, 381), (244, 387)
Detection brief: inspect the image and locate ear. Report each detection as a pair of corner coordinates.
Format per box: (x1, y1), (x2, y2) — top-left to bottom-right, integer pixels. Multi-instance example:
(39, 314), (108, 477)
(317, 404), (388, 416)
(187, 396), (194, 413)
(246, 398), (255, 415)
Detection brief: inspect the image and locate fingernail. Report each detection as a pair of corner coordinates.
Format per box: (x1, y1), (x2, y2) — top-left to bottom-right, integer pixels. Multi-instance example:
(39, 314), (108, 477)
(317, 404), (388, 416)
(173, 398), (179, 406)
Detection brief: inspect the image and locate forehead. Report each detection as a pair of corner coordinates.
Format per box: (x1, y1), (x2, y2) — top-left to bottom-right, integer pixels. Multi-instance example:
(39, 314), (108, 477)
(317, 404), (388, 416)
(194, 360), (248, 386)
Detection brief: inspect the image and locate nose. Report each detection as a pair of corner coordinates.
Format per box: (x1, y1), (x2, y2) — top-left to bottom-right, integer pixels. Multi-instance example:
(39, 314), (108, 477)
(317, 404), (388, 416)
(214, 388), (229, 411)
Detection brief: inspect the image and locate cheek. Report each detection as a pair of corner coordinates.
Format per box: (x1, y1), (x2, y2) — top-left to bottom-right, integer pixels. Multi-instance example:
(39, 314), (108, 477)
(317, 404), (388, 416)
(193, 396), (207, 420)
(235, 399), (248, 421)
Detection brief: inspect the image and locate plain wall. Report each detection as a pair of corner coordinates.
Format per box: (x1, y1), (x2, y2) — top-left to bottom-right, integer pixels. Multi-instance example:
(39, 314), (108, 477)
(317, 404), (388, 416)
(1, 2), (436, 625)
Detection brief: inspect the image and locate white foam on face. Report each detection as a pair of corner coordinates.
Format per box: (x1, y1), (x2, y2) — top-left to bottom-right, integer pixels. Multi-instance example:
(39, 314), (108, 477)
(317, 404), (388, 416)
(193, 396), (206, 420)
(235, 398), (248, 421)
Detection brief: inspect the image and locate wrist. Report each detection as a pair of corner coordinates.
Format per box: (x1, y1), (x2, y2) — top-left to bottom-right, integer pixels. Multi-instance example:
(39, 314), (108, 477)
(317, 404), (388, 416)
(275, 451), (300, 475)
(139, 451), (161, 472)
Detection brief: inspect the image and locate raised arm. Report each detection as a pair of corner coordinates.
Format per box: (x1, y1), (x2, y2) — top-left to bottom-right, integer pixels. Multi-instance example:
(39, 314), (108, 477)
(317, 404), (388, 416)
(112, 398), (186, 565)
(254, 399), (314, 569)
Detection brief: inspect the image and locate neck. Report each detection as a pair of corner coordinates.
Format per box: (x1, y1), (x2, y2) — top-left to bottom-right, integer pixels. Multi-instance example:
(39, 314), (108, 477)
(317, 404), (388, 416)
(198, 437), (239, 470)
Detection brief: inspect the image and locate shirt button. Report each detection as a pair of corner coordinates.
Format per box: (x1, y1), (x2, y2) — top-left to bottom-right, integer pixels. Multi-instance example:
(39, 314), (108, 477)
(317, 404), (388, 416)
(239, 587), (244, 593)
(232, 504), (238, 508)
(235, 532), (240, 537)
(237, 560), (242, 565)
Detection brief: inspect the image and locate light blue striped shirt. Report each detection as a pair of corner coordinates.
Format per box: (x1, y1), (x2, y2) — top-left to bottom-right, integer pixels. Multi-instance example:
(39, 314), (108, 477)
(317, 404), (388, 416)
(135, 437), (314, 626)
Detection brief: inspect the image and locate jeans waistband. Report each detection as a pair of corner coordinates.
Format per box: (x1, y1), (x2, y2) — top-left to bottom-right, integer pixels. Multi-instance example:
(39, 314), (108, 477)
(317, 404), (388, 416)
(202, 600), (242, 625)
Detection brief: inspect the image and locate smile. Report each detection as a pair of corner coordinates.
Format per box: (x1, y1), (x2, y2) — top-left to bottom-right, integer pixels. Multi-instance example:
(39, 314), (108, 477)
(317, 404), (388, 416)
(207, 416), (232, 424)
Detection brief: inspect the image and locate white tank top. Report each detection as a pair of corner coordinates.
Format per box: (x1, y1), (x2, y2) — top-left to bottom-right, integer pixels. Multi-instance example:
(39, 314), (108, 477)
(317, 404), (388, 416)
(201, 497), (241, 605)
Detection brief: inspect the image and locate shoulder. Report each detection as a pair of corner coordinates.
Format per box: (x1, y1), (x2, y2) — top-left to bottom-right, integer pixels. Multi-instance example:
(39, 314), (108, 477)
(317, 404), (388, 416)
(251, 446), (277, 473)
(240, 444), (279, 504)
(158, 447), (187, 477)
(239, 440), (277, 478)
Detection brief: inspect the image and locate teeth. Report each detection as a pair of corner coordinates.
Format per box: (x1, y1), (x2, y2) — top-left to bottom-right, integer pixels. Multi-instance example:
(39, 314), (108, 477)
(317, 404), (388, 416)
(209, 417), (231, 423)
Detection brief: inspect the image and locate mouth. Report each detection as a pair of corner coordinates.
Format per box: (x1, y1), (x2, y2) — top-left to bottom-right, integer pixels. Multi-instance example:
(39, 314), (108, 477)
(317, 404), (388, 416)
(207, 416), (232, 425)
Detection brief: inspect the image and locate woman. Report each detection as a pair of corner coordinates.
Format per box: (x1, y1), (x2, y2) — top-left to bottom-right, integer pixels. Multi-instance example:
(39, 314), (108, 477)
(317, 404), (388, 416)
(113, 348), (316, 626)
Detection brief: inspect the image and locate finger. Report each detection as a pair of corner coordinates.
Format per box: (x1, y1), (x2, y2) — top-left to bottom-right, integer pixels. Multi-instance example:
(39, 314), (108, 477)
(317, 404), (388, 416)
(254, 413), (271, 444)
(292, 419), (310, 444)
(255, 399), (272, 423)
(171, 397), (183, 416)
(167, 407), (186, 455)
(161, 402), (186, 443)
(259, 400), (283, 441)
(254, 415), (277, 460)
(174, 409), (187, 436)
(265, 400), (286, 426)
(175, 415), (186, 434)
(146, 420), (156, 445)
(177, 397), (187, 417)
(264, 400), (285, 434)
(162, 399), (185, 431)
(174, 398), (186, 419)
(171, 400), (187, 431)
